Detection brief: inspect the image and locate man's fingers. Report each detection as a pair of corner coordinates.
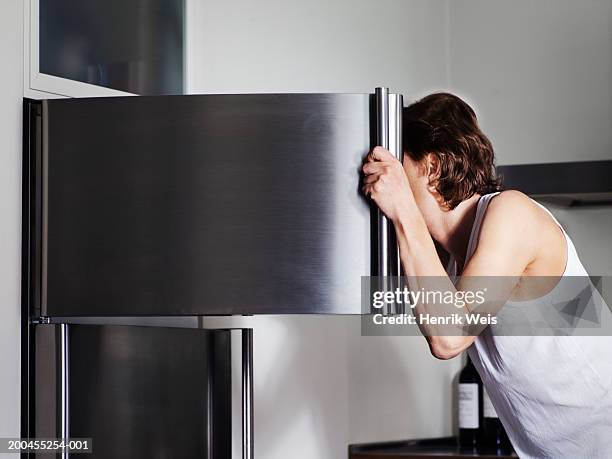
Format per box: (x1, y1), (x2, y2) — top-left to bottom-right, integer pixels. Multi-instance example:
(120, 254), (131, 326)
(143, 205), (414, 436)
(363, 147), (400, 200)
(363, 173), (381, 184)
(362, 161), (386, 175)
(369, 146), (395, 162)
(363, 177), (384, 197)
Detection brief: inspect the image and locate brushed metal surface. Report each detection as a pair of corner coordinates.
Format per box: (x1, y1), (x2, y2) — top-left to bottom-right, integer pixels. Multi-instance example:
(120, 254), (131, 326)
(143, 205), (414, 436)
(32, 324), (232, 459)
(41, 93), (375, 315)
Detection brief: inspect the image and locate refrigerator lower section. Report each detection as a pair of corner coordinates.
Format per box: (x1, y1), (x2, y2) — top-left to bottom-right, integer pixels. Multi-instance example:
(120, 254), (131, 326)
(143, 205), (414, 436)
(29, 323), (235, 459)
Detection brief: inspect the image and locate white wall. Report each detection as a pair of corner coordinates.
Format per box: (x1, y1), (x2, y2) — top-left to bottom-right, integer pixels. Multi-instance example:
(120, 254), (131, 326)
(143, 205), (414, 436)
(447, 0), (612, 275)
(187, 0), (450, 98)
(0, 1), (23, 457)
(187, 1), (460, 457)
(347, 331), (459, 444)
(448, 0), (612, 166)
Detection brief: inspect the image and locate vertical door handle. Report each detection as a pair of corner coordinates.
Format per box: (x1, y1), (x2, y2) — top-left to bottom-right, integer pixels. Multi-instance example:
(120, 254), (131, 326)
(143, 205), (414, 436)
(374, 88), (403, 314)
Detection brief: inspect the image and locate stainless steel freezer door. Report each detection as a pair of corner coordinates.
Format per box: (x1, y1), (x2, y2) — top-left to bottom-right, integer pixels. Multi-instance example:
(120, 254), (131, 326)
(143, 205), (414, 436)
(34, 93), (378, 316)
(31, 324), (232, 459)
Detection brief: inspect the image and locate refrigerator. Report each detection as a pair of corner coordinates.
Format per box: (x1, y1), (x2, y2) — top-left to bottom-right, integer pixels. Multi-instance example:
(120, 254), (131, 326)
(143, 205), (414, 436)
(22, 89), (403, 458)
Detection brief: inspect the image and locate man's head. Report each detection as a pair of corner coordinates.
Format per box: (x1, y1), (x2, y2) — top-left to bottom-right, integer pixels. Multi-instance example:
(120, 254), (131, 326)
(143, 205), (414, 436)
(402, 93), (501, 211)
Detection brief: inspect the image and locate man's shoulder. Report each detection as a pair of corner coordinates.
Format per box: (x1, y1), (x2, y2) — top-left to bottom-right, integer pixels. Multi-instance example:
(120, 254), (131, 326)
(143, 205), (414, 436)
(489, 189), (532, 210)
(465, 190), (540, 276)
(477, 189), (550, 255)
(484, 190), (539, 227)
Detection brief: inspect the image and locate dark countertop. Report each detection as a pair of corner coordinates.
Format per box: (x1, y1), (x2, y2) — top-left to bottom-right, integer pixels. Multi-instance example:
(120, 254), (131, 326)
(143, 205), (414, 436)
(349, 437), (516, 459)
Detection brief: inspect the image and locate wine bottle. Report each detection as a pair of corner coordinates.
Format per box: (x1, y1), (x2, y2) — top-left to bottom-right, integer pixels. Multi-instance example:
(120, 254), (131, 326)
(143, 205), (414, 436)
(458, 356), (482, 451)
(482, 388), (513, 454)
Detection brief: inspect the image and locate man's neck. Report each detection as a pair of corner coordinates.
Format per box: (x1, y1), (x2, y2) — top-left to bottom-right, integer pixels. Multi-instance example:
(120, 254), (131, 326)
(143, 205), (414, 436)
(431, 194), (481, 268)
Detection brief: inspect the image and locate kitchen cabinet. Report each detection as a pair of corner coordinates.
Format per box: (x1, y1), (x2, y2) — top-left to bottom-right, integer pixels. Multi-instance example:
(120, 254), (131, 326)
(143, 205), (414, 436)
(25, 0), (189, 98)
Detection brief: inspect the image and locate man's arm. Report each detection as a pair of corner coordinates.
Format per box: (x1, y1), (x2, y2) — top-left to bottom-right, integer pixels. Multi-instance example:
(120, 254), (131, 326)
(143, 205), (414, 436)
(394, 192), (535, 359)
(364, 148), (537, 359)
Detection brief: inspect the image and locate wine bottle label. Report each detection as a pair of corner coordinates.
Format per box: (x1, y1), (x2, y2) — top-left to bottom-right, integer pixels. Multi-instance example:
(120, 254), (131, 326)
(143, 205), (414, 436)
(458, 383), (479, 429)
(483, 389), (498, 418)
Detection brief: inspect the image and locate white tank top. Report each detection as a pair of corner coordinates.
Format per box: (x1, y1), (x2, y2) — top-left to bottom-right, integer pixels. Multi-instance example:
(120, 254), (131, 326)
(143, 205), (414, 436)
(459, 192), (612, 458)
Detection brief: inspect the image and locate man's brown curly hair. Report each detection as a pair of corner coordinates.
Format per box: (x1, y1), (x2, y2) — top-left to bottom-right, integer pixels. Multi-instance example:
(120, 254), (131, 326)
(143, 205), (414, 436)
(403, 93), (502, 209)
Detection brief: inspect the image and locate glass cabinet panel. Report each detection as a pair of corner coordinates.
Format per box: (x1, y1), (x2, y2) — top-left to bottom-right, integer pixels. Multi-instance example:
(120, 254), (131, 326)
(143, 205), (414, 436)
(39, 0), (185, 95)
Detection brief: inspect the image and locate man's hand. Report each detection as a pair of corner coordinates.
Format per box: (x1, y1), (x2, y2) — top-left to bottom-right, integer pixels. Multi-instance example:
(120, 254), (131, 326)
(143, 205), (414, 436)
(362, 146), (415, 223)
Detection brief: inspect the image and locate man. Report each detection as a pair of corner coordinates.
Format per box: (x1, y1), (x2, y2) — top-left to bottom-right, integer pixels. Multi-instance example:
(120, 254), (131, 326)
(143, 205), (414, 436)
(362, 93), (612, 458)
